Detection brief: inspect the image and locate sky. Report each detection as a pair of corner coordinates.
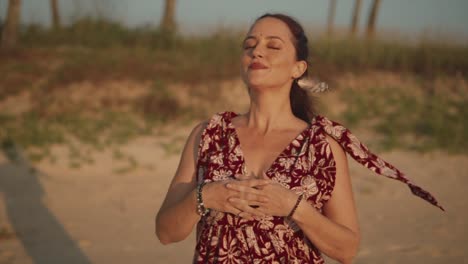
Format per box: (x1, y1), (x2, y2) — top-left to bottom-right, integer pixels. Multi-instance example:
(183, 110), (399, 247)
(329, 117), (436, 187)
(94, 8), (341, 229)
(1, 0), (468, 40)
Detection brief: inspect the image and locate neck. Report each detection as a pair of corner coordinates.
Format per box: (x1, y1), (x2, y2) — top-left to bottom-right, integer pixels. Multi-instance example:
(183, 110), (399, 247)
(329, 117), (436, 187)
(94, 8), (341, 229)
(245, 85), (295, 134)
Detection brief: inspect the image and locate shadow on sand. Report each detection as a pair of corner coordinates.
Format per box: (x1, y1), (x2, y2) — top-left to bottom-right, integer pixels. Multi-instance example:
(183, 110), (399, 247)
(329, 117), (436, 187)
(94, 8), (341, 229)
(0, 142), (92, 264)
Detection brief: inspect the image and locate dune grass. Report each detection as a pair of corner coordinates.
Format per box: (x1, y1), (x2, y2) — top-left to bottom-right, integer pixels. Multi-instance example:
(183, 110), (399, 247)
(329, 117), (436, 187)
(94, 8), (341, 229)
(0, 18), (467, 164)
(341, 80), (468, 154)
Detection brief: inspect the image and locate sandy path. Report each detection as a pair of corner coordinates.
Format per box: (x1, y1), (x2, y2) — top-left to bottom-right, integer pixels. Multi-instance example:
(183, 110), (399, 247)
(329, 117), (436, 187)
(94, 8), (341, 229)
(0, 126), (467, 264)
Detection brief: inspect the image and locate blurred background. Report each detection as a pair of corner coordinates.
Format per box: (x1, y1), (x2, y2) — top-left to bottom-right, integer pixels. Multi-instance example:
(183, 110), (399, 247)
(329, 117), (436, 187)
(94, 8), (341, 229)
(0, 0), (467, 263)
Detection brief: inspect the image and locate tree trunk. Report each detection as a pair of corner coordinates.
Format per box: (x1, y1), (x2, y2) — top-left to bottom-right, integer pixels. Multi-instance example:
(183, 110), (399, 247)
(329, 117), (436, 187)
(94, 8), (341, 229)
(1, 0), (21, 48)
(366, 0), (381, 38)
(160, 0), (176, 33)
(327, 0), (336, 37)
(350, 0), (362, 37)
(51, 0), (61, 30)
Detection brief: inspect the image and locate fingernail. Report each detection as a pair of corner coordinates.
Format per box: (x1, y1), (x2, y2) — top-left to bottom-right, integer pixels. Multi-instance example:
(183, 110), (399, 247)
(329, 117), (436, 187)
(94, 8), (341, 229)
(226, 183), (232, 188)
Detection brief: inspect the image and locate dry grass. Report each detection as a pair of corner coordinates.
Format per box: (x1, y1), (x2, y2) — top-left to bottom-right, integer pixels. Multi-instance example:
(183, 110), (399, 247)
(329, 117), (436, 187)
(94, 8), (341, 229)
(1, 19), (467, 165)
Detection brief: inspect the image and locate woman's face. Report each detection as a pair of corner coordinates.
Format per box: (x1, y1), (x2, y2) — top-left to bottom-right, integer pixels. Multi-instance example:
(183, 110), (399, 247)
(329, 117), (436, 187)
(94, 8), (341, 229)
(241, 17), (306, 91)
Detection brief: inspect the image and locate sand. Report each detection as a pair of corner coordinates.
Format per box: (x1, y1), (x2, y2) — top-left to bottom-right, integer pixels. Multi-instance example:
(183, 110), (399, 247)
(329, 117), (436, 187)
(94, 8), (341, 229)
(0, 73), (467, 263)
(0, 127), (467, 264)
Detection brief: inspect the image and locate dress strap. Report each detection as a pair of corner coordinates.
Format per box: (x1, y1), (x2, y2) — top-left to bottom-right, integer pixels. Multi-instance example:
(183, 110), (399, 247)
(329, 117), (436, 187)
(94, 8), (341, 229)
(314, 115), (444, 211)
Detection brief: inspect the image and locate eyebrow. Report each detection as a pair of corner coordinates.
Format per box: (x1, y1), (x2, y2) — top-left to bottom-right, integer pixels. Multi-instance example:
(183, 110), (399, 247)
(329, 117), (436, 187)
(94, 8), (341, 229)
(243, 35), (285, 43)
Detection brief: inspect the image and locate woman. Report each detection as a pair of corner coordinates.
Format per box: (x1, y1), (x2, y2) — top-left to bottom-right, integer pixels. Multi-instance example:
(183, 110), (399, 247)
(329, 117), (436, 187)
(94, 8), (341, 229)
(155, 13), (443, 263)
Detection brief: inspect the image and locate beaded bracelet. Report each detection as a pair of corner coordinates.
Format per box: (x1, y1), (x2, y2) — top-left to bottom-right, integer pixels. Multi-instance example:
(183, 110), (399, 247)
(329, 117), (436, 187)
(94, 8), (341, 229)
(288, 194), (304, 218)
(196, 182), (210, 217)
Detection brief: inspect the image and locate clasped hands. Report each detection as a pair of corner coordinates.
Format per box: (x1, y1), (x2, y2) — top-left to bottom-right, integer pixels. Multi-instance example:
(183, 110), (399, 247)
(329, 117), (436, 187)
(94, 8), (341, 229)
(202, 173), (300, 221)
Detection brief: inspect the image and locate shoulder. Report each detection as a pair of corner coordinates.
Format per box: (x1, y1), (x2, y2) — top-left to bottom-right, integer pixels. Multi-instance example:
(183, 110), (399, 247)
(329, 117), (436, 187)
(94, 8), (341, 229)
(184, 121), (209, 152)
(200, 111), (237, 132)
(189, 111), (236, 149)
(312, 115), (348, 140)
(192, 121), (209, 135)
(311, 115), (348, 162)
(325, 135), (347, 162)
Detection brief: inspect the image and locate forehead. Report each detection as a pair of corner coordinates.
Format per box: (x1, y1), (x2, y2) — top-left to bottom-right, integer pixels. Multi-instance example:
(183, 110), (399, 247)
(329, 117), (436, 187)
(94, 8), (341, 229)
(247, 17), (294, 40)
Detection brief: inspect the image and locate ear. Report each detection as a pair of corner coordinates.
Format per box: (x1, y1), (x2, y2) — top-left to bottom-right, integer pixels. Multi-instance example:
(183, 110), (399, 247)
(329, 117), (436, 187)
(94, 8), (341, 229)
(292, 60), (307, 79)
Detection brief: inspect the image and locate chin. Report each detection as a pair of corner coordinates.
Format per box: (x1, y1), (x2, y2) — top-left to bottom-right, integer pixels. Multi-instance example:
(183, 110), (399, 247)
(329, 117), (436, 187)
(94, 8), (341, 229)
(242, 73), (277, 91)
(244, 75), (267, 87)
(244, 78), (263, 89)
(247, 83), (276, 92)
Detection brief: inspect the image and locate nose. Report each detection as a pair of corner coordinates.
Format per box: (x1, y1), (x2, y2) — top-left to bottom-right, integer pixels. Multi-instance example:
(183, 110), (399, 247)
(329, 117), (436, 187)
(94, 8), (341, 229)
(251, 44), (264, 58)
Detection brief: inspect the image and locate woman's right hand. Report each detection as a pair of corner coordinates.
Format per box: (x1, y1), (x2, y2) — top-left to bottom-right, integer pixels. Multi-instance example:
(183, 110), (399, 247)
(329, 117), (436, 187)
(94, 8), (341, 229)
(202, 178), (269, 220)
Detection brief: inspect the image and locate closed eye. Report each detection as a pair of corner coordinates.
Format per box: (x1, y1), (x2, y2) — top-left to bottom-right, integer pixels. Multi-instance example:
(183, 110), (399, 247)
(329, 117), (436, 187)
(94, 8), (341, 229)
(243, 39), (257, 50)
(267, 40), (282, 50)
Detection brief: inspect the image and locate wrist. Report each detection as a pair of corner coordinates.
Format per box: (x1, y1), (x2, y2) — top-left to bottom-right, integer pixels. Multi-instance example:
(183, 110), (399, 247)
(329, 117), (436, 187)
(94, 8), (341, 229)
(287, 193), (303, 218)
(196, 182), (210, 217)
(200, 181), (213, 209)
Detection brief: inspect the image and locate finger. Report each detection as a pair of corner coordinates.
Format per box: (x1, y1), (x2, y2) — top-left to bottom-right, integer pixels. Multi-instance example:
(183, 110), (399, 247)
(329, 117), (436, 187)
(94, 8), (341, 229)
(226, 184), (266, 197)
(227, 203), (254, 220)
(230, 207), (242, 216)
(228, 196), (267, 206)
(256, 204), (270, 214)
(237, 212), (254, 221)
(238, 212), (254, 220)
(241, 192), (269, 203)
(228, 197), (265, 217)
(226, 179), (270, 189)
(228, 207), (253, 220)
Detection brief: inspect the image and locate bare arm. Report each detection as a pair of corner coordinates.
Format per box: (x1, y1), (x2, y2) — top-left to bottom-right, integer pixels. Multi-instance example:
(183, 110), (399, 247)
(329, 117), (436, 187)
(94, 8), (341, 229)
(291, 135), (360, 263)
(155, 122), (267, 244)
(155, 122), (206, 244)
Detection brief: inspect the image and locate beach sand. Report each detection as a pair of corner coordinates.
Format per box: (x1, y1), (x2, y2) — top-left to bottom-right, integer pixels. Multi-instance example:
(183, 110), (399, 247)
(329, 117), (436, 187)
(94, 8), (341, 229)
(0, 129), (467, 264)
(0, 74), (466, 263)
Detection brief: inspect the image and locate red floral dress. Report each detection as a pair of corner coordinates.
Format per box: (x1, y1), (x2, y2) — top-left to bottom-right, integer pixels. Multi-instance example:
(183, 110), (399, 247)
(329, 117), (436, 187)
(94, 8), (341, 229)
(193, 111), (443, 264)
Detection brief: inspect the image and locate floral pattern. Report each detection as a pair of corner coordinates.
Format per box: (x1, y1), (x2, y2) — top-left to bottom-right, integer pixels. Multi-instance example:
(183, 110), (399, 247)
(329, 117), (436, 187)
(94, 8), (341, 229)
(313, 115), (444, 211)
(193, 111), (443, 264)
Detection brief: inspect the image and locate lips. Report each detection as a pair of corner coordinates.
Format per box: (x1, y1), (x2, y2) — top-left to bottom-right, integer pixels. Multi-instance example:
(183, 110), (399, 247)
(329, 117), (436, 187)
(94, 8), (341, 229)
(249, 62), (268, 70)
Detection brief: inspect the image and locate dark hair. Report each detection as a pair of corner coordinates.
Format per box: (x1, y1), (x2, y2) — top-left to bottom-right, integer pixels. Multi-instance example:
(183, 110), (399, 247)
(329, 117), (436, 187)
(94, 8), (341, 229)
(255, 13), (316, 124)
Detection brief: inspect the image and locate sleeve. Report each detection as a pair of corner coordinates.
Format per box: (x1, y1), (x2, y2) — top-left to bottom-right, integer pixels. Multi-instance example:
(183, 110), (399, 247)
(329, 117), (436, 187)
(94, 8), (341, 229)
(195, 112), (226, 184)
(314, 115), (444, 211)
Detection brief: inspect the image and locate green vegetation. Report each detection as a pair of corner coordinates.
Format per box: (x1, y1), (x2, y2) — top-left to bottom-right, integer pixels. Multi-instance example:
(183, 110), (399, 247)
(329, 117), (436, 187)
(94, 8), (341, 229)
(0, 18), (467, 164)
(312, 37), (468, 77)
(2, 19), (465, 98)
(341, 82), (468, 154)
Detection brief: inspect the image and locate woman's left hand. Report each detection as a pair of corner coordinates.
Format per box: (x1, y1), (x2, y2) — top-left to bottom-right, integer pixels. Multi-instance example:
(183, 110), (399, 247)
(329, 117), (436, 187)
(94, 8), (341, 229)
(226, 173), (301, 217)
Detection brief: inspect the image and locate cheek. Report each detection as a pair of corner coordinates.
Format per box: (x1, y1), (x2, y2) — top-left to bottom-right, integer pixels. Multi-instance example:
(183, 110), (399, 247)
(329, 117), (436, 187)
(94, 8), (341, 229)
(271, 56), (296, 78)
(241, 53), (252, 71)
(271, 51), (295, 68)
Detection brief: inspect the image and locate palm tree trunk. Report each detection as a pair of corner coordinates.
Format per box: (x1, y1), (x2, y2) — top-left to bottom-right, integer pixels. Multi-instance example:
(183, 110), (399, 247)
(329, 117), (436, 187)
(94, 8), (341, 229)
(327, 0), (337, 37)
(160, 0), (176, 33)
(51, 0), (61, 30)
(1, 0), (21, 48)
(350, 0), (362, 37)
(366, 0), (381, 38)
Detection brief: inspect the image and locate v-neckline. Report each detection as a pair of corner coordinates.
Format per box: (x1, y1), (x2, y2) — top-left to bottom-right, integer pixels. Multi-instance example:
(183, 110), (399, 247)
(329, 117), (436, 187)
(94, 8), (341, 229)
(227, 112), (310, 177)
